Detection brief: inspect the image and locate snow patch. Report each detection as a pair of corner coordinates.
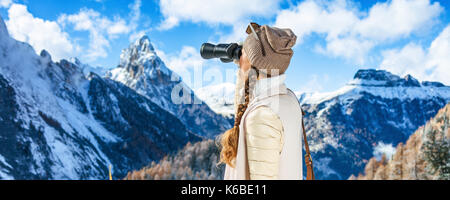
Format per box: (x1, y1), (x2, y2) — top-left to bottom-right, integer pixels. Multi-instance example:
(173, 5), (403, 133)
(0, 154), (12, 169)
(300, 84), (450, 105)
(195, 82), (236, 117)
(0, 170), (13, 180)
(373, 142), (396, 161)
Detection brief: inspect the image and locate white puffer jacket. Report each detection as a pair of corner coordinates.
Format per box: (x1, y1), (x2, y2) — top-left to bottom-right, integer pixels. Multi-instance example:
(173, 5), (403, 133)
(224, 69), (303, 180)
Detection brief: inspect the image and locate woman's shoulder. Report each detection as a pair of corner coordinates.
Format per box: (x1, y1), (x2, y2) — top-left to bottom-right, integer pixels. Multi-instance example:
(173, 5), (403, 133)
(245, 106), (284, 149)
(247, 106), (279, 121)
(259, 89), (302, 113)
(246, 106), (283, 132)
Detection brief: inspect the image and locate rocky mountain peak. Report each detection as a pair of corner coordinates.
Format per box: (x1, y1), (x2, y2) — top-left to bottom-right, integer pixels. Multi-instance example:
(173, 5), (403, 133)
(116, 35), (170, 79)
(134, 35), (155, 53)
(40, 49), (52, 62)
(353, 69), (399, 82)
(403, 74), (421, 87)
(120, 35), (156, 65)
(69, 57), (82, 66)
(0, 21), (203, 179)
(351, 69), (445, 87)
(107, 35), (231, 139)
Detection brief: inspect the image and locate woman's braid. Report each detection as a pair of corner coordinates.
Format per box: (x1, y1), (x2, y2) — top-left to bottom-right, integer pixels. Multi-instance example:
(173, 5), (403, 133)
(219, 67), (259, 167)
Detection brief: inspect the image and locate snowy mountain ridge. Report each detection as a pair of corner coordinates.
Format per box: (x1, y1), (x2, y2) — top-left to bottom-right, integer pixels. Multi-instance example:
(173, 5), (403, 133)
(298, 70), (449, 179)
(69, 57), (110, 77)
(113, 35), (172, 81)
(299, 69), (450, 105)
(0, 16), (202, 180)
(193, 68), (450, 180)
(195, 82), (236, 119)
(106, 35), (232, 138)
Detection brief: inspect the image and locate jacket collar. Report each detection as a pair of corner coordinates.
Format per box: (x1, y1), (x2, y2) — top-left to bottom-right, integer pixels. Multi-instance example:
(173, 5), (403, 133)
(251, 74), (288, 102)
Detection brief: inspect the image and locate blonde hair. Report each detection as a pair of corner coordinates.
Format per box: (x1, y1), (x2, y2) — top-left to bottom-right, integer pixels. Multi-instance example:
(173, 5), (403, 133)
(219, 67), (259, 167)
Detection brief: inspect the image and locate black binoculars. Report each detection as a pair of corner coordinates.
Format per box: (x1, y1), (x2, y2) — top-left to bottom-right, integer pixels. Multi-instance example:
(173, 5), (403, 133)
(200, 43), (242, 63)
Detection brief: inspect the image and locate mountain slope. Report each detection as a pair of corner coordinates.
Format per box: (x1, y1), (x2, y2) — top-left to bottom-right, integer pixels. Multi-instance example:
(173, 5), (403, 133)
(0, 16), (201, 180)
(300, 69), (450, 179)
(106, 37), (232, 138)
(124, 139), (224, 180)
(195, 82), (236, 124)
(126, 69), (450, 180)
(349, 104), (449, 180)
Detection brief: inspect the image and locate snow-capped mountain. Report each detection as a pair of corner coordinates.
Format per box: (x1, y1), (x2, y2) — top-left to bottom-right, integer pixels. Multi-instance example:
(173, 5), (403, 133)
(0, 16), (201, 180)
(195, 83), (236, 123)
(106, 36), (232, 138)
(300, 69), (450, 179)
(128, 69), (450, 180)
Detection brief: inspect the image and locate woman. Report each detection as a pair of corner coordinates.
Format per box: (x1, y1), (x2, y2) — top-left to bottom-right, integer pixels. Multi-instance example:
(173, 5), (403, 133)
(220, 23), (304, 180)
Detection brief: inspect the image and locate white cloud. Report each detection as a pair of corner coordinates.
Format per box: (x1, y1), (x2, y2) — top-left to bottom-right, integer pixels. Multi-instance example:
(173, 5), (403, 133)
(127, 0), (151, 42)
(129, 30), (147, 43)
(373, 142), (396, 161)
(355, 0), (442, 41)
(158, 46), (203, 74)
(129, 0), (141, 31)
(0, 0), (12, 8)
(57, 0), (147, 62)
(216, 21), (250, 43)
(107, 19), (129, 36)
(158, 0), (282, 30)
(3, 0), (147, 64)
(5, 3), (76, 61)
(380, 25), (450, 85)
(274, 0), (443, 64)
(315, 37), (375, 64)
(156, 45), (230, 89)
(297, 74), (330, 94)
(275, 0), (359, 43)
(58, 8), (131, 62)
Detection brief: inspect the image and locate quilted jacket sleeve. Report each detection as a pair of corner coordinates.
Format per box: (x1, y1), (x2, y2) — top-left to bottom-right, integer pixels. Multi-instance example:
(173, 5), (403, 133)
(245, 106), (284, 180)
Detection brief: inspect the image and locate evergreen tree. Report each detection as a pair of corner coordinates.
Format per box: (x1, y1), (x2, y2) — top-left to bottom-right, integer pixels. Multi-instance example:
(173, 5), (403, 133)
(422, 112), (450, 180)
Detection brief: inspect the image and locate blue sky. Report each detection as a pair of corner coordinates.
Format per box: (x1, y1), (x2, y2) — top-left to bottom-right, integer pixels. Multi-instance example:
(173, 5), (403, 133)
(1, 0), (449, 93)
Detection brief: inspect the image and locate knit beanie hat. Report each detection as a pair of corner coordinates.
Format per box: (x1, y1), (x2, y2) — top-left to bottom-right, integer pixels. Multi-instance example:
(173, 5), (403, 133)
(243, 24), (297, 75)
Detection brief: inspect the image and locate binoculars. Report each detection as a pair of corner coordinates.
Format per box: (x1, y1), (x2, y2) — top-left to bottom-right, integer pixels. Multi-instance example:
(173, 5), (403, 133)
(200, 43), (242, 63)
